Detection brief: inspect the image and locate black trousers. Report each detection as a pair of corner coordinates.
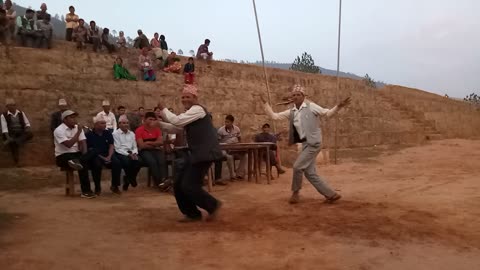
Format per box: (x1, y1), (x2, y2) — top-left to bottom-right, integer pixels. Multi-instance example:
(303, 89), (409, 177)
(66, 28), (73, 41)
(3, 130), (33, 164)
(56, 152), (92, 194)
(87, 150), (120, 191)
(140, 149), (166, 186)
(174, 157), (219, 219)
(214, 160), (223, 181)
(112, 152), (141, 187)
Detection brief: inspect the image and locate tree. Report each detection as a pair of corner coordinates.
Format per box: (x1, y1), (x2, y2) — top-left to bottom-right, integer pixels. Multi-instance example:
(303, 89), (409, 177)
(363, 73), (377, 88)
(464, 93), (480, 105)
(112, 30), (117, 38)
(60, 15), (65, 22)
(189, 50), (195, 56)
(126, 37), (133, 47)
(177, 49), (183, 55)
(290, 52), (321, 74)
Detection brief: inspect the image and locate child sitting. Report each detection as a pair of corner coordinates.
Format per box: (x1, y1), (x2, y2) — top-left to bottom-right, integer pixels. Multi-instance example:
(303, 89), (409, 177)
(183, 57), (195, 84)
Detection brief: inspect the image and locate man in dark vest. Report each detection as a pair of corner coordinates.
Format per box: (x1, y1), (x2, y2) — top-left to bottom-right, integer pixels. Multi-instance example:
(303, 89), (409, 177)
(1, 98), (33, 165)
(159, 84), (223, 222)
(15, 8), (41, 48)
(50, 98), (68, 133)
(261, 85), (351, 204)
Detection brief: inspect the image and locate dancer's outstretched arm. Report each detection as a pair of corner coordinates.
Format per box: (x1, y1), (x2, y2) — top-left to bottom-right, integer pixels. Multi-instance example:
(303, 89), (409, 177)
(259, 94), (290, 121)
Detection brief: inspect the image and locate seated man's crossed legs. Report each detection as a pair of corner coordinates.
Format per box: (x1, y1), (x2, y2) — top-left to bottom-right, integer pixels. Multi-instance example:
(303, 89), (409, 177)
(139, 149), (169, 190)
(111, 153), (141, 193)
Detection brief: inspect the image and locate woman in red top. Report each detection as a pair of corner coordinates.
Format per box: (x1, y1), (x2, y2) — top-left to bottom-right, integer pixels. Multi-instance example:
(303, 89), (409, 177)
(135, 112), (167, 190)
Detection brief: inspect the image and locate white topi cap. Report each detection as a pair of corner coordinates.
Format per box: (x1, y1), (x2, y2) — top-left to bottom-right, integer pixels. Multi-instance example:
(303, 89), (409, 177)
(93, 115), (106, 123)
(58, 98), (67, 106)
(102, 100), (110, 106)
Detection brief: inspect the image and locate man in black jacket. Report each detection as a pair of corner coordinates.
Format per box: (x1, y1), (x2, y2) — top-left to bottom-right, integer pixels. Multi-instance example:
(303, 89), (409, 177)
(159, 85), (223, 222)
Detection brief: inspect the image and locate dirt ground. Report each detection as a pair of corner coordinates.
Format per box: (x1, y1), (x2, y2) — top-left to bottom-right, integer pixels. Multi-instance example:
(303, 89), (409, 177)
(0, 139), (479, 270)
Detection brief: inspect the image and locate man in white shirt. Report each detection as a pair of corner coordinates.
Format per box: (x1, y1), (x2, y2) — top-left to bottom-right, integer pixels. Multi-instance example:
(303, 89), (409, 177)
(112, 115), (141, 192)
(158, 84), (223, 222)
(54, 110), (95, 199)
(96, 100), (117, 131)
(1, 98), (33, 165)
(261, 85), (351, 204)
(216, 114), (247, 181)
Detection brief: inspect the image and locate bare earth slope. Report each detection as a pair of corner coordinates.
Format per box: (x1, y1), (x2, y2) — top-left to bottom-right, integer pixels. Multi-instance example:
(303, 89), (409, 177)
(0, 139), (479, 270)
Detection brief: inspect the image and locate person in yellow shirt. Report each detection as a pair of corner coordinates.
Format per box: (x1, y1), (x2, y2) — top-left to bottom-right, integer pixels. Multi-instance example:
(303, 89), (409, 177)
(65, 5), (79, 41)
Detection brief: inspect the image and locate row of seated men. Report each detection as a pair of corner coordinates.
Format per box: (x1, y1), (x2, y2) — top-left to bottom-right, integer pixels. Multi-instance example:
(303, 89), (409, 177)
(1, 98), (284, 198)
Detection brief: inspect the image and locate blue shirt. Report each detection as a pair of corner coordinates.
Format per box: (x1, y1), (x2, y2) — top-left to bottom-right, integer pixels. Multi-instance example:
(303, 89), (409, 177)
(86, 130), (114, 156)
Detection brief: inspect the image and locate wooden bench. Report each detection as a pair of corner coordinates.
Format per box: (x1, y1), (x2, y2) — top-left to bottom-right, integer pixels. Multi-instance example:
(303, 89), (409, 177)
(61, 167), (76, 196)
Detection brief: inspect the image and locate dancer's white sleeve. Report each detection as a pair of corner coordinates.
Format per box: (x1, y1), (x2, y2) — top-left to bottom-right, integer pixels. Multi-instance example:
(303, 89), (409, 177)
(263, 103), (290, 121)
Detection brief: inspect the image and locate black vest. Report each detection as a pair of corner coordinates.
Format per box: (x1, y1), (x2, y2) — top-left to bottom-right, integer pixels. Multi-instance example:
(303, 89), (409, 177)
(3, 111), (26, 132)
(184, 105), (223, 164)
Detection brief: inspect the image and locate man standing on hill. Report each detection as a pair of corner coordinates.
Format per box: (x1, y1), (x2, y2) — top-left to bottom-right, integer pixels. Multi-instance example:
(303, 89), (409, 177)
(260, 85), (351, 204)
(96, 100), (117, 132)
(159, 84), (223, 222)
(50, 99), (68, 133)
(1, 98), (33, 165)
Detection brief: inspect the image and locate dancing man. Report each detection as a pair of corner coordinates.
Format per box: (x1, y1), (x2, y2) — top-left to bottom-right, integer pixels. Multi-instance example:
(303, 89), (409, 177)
(158, 85), (223, 222)
(260, 85), (351, 204)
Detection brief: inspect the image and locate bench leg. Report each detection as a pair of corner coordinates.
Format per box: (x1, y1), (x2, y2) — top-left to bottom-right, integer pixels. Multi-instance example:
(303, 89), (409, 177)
(65, 170), (75, 196)
(207, 166), (213, 192)
(147, 168), (152, 187)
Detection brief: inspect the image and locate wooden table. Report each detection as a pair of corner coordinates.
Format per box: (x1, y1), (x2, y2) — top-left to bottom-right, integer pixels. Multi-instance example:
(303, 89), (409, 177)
(174, 142), (275, 192)
(220, 142), (275, 184)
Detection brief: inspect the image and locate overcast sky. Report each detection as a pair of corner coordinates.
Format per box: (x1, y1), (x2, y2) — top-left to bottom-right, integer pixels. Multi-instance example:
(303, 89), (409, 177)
(14, 0), (480, 98)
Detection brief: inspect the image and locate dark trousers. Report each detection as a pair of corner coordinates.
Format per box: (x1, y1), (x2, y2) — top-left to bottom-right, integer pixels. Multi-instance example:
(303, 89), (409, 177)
(16, 31), (42, 48)
(87, 150), (120, 191)
(103, 42), (116, 53)
(89, 37), (101, 52)
(56, 152), (92, 194)
(112, 152), (141, 187)
(3, 130), (33, 164)
(214, 160), (223, 181)
(140, 149), (166, 186)
(174, 158), (219, 219)
(66, 28), (73, 41)
(263, 150), (278, 166)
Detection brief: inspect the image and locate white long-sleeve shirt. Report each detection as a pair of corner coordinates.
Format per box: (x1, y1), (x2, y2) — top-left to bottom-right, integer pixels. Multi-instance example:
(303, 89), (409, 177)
(113, 128), (138, 156)
(264, 101), (338, 140)
(96, 111), (117, 130)
(161, 105), (206, 127)
(1, 110), (31, 134)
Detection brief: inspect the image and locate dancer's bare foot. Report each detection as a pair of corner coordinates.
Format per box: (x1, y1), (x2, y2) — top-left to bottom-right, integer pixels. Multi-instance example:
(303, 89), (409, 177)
(325, 193), (342, 204)
(289, 192), (300, 204)
(206, 201), (222, 222)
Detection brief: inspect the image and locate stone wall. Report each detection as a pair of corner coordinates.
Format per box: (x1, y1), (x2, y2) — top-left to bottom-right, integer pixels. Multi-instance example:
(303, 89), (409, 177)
(0, 43), (479, 167)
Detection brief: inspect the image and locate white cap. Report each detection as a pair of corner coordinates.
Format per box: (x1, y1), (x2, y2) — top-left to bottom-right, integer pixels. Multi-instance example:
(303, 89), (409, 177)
(58, 98), (67, 106)
(5, 98), (15, 105)
(102, 100), (110, 106)
(118, 115), (129, 122)
(61, 110), (77, 120)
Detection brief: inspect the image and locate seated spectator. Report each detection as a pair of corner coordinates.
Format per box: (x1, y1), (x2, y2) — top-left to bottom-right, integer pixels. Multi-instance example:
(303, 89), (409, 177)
(163, 52), (182, 73)
(160, 35), (168, 57)
(135, 112), (168, 190)
(0, 8), (10, 48)
(36, 13), (53, 49)
(196, 38), (213, 63)
(216, 114), (247, 181)
(4, 0), (16, 41)
(36, 3), (49, 21)
(54, 110), (95, 199)
(115, 105), (126, 123)
(96, 100), (117, 132)
(86, 116), (120, 195)
(138, 48), (156, 81)
(113, 57), (137, 81)
(254, 123), (285, 174)
(1, 98), (33, 165)
(16, 8), (41, 48)
(87, 20), (101, 52)
(133, 29), (149, 49)
(65, 5), (79, 42)
(101, 28), (116, 53)
(113, 115), (141, 191)
(183, 57), (195, 84)
(50, 98), (68, 133)
(150, 32), (160, 48)
(117, 30), (126, 48)
(73, 18), (87, 49)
